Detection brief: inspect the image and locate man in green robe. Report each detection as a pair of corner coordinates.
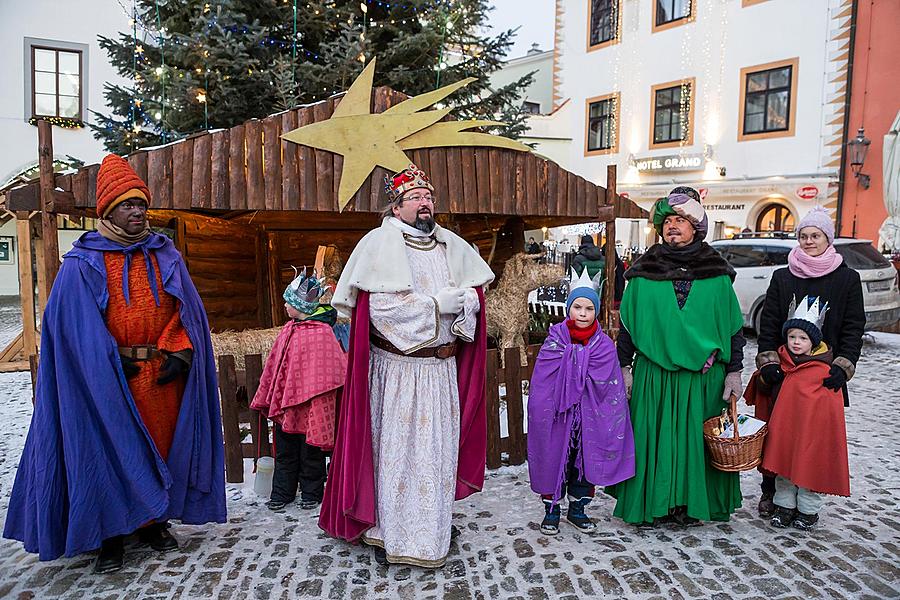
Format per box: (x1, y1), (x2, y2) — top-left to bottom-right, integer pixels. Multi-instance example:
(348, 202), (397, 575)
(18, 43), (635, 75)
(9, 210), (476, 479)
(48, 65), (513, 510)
(608, 187), (746, 526)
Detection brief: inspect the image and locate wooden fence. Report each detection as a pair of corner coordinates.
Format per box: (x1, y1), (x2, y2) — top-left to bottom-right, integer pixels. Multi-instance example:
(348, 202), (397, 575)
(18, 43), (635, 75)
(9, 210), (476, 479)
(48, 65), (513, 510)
(216, 354), (272, 483)
(217, 345), (542, 483)
(484, 345), (541, 469)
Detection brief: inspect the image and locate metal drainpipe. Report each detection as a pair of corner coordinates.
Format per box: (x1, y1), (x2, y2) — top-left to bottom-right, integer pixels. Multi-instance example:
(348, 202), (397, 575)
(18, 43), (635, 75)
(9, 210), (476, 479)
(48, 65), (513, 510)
(836, 0), (860, 236)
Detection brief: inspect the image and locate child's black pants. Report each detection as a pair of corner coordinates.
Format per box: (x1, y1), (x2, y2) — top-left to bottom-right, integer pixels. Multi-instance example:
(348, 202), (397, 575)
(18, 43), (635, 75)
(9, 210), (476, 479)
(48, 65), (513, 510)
(271, 424), (328, 503)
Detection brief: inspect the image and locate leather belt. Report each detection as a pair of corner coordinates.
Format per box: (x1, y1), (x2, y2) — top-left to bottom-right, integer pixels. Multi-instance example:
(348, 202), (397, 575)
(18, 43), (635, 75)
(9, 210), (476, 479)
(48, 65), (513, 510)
(118, 344), (162, 361)
(370, 335), (458, 359)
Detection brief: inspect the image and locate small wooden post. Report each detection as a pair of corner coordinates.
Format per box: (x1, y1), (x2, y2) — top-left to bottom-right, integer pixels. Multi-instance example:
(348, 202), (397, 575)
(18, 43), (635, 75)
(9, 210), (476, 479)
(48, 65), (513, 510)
(484, 348), (501, 470)
(504, 346), (526, 465)
(604, 165), (618, 334)
(15, 213), (37, 358)
(37, 120), (60, 292)
(33, 218), (48, 315)
(244, 354), (271, 457)
(217, 354), (244, 483)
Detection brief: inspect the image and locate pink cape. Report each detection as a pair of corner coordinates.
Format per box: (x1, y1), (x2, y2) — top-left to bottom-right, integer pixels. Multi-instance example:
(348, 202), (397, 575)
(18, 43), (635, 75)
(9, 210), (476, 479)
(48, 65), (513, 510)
(250, 320), (346, 449)
(318, 289), (488, 541)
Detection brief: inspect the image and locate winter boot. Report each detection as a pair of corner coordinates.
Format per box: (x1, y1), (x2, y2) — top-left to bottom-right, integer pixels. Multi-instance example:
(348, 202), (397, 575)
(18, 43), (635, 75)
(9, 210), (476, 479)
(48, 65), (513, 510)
(792, 512), (819, 531)
(566, 496), (596, 532)
(540, 500), (561, 535)
(758, 492), (776, 519)
(770, 506), (797, 528)
(94, 535), (125, 574)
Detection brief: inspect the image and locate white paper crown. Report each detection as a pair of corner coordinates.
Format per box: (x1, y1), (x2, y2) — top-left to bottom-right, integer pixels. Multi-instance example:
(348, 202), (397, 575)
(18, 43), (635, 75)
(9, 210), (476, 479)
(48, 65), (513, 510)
(569, 268), (603, 292)
(787, 295), (829, 329)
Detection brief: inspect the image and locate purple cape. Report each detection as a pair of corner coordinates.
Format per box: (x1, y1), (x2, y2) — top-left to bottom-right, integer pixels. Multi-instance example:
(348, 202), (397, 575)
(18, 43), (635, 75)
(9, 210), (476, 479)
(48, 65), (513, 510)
(3, 232), (226, 560)
(527, 321), (635, 500)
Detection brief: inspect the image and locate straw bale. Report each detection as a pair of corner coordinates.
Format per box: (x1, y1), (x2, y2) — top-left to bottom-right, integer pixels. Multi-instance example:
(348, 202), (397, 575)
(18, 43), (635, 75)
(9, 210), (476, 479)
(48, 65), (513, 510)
(210, 327), (281, 371)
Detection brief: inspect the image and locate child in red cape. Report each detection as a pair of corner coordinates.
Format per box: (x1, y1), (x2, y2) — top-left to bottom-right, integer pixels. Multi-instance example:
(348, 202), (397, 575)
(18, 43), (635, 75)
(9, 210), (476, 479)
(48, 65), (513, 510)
(744, 295), (850, 530)
(251, 269), (347, 511)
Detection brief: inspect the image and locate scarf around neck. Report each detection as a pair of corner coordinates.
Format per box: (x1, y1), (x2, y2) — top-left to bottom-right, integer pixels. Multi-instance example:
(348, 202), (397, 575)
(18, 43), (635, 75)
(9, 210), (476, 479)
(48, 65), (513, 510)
(95, 221), (159, 307)
(787, 245), (843, 279)
(625, 239), (735, 281)
(565, 319), (598, 345)
(97, 219), (151, 246)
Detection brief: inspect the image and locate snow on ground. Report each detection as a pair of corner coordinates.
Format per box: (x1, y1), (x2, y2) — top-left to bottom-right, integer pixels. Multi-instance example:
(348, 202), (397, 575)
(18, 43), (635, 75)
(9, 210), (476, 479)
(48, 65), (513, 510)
(0, 296), (898, 598)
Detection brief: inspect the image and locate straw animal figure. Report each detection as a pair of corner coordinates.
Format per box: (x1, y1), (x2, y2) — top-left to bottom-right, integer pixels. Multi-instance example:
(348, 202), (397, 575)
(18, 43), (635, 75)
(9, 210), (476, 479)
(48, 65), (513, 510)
(486, 253), (565, 367)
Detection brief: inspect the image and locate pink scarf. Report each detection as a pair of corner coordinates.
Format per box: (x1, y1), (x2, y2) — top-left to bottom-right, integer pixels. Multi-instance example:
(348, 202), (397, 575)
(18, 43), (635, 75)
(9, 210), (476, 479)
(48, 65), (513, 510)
(788, 245), (843, 279)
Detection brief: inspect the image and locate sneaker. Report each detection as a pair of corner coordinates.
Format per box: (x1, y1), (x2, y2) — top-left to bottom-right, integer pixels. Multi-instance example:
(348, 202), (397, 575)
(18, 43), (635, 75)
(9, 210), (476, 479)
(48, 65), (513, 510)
(566, 497), (596, 532)
(770, 506), (797, 528)
(540, 500), (561, 535)
(758, 492), (776, 518)
(792, 512), (819, 531)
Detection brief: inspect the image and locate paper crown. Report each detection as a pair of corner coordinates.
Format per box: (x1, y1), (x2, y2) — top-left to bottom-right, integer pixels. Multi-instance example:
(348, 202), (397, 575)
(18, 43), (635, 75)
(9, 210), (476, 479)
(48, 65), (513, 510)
(569, 267), (603, 292)
(786, 295), (829, 330)
(384, 163), (434, 202)
(283, 267), (326, 314)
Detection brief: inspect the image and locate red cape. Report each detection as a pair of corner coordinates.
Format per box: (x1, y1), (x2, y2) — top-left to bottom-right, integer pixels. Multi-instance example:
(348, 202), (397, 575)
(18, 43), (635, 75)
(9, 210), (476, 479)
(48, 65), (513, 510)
(757, 346), (850, 496)
(318, 289), (488, 541)
(250, 320), (346, 449)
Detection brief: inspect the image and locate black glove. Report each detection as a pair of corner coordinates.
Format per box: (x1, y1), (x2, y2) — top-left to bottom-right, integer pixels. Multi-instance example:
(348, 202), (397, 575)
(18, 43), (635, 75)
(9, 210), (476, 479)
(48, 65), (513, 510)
(760, 364), (784, 386)
(120, 356), (141, 380)
(822, 364), (847, 391)
(157, 351), (192, 385)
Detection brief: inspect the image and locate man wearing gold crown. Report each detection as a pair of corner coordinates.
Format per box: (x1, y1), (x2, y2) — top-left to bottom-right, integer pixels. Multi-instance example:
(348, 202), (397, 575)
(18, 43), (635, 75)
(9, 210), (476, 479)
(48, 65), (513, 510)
(319, 163), (494, 568)
(608, 187), (746, 527)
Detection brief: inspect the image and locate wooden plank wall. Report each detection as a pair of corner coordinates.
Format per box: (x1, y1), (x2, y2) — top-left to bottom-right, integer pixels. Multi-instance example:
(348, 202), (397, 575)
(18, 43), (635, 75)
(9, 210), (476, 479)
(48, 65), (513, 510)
(177, 214), (268, 331)
(37, 87), (624, 219)
(266, 227), (371, 325)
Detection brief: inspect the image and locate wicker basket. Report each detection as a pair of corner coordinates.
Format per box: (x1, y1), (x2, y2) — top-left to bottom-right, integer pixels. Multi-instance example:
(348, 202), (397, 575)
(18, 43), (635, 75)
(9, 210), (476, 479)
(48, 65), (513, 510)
(703, 395), (768, 472)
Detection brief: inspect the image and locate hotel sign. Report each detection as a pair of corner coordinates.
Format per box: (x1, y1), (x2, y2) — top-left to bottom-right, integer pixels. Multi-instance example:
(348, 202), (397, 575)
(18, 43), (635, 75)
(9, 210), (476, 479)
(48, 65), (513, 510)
(632, 153), (706, 173)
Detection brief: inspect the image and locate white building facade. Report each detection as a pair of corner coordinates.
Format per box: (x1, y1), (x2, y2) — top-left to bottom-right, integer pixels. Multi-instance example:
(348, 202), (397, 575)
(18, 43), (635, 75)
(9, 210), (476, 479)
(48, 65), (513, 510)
(532, 0), (853, 250)
(0, 0), (129, 295)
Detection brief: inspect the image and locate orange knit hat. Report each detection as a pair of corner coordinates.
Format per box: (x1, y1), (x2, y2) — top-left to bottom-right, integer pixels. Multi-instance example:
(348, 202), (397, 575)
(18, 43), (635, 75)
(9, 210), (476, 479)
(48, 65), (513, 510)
(96, 154), (150, 218)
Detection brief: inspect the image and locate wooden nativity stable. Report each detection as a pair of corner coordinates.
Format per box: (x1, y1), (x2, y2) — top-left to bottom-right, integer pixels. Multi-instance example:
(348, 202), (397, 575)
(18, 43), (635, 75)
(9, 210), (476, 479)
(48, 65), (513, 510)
(5, 86), (645, 373)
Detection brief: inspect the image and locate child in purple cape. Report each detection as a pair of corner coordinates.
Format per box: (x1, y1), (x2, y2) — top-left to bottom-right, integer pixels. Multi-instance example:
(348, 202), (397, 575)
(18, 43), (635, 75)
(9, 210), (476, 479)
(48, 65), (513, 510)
(527, 272), (635, 534)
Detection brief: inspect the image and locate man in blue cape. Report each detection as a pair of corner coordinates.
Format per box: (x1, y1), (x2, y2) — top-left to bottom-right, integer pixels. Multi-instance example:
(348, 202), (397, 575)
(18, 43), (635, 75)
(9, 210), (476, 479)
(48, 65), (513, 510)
(3, 154), (226, 573)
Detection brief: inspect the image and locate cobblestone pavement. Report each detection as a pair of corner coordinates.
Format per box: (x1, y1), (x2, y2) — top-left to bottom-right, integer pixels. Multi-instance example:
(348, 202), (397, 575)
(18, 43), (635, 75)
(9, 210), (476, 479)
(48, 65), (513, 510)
(0, 335), (898, 599)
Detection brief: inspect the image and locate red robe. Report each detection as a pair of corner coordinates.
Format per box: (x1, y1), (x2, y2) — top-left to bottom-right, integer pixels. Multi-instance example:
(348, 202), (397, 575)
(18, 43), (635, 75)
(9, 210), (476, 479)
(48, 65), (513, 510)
(250, 320), (346, 450)
(104, 252), (192, 461)
(746, 345), (850, 496)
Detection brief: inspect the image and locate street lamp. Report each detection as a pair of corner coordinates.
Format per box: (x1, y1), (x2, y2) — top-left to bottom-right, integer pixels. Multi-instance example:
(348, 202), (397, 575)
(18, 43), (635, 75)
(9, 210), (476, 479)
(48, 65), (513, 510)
(847, 127), (871, 189)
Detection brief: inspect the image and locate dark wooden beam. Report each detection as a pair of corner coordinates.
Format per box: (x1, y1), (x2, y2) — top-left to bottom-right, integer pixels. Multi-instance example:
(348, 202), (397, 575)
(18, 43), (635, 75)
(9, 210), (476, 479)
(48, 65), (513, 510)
(604, 165), (618, 336)
(37, 120), (60, 290)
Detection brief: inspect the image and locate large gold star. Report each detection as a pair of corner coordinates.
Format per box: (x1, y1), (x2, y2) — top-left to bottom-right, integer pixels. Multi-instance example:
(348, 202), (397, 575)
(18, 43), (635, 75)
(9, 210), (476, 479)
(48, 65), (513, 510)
(281, 58), (530, 211)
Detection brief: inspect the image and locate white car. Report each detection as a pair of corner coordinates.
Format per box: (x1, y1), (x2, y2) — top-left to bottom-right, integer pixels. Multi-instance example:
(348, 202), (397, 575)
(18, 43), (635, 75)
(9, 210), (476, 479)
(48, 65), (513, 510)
(710, 236), (900, 334)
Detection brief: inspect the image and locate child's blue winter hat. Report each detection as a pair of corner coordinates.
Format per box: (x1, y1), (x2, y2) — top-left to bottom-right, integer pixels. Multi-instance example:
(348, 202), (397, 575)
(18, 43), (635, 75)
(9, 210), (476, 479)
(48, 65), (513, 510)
(566, 268), (600, 314)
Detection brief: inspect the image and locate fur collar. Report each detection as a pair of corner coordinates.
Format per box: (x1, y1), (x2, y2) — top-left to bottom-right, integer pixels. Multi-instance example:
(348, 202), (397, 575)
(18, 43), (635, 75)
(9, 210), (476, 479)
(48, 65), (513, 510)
(331, 218), (494, 316)
(626, 241), (735, 281)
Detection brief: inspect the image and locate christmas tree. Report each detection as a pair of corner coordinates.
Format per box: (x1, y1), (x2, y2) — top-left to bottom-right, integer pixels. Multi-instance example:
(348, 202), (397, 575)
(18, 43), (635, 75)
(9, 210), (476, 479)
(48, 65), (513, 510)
(92, 0), (534, 154)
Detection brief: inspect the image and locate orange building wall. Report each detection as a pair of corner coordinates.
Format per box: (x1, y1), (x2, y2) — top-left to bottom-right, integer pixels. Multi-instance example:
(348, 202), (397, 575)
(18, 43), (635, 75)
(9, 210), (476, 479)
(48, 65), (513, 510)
(839, 0), (900, 246)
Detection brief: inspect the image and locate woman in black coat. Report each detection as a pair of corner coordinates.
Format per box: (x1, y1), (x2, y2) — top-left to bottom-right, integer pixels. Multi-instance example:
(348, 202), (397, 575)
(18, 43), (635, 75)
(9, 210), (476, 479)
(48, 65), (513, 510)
(754, 207), (865, 517)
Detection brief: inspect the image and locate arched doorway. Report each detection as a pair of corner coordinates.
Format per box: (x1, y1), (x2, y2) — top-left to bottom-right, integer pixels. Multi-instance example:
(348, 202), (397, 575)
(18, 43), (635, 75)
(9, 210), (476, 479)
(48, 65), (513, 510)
(755, 203), (795, 232)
